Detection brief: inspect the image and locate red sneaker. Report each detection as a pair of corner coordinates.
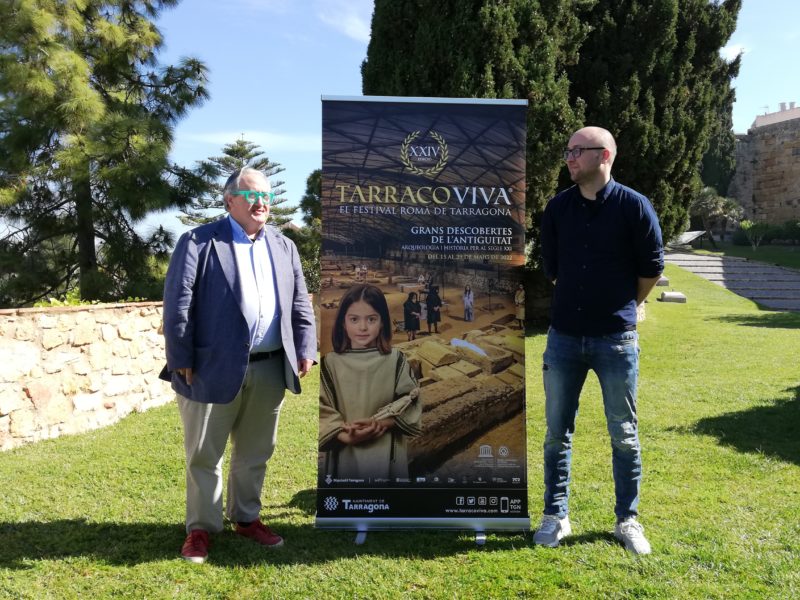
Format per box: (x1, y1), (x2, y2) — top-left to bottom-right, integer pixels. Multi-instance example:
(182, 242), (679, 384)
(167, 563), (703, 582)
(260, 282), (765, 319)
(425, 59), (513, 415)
(235, 520), (284, 548)
(180, 529), (210, 563)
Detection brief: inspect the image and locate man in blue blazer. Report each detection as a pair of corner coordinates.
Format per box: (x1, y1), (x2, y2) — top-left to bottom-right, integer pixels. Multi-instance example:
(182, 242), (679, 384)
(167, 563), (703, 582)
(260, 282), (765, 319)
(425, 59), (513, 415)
(162, 167), (317, 563)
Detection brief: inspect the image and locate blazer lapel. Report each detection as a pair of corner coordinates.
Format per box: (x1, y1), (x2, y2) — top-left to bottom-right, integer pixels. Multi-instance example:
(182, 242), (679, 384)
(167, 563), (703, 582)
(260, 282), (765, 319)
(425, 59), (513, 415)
(211, 219), (245, 312)
(264, 227), (289, 309)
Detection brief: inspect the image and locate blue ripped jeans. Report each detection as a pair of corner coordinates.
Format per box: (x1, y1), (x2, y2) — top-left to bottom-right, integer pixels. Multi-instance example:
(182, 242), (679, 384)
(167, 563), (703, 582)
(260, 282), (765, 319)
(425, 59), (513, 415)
(542, 327), (642, 520)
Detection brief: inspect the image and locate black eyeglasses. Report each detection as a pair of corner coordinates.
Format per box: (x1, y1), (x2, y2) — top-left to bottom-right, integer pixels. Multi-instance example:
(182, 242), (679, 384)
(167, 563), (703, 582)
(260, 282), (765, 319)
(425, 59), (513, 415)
(563, 147), (605, 160)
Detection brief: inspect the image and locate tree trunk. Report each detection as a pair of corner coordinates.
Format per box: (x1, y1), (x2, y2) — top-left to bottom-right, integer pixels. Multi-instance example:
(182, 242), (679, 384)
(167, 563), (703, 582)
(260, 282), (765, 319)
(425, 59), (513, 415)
(74, 171), (100, 300)
(702, 217), (718, 249)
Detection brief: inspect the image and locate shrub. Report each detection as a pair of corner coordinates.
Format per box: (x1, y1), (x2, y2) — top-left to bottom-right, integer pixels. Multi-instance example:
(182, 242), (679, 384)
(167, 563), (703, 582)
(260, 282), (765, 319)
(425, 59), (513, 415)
(782, 220), (800, 243)
(761, 224), (784, 244)
(732, 226), (749, 246)
(32, 289), (146, 307)
(739, 220), (770, 251)
(301, 254), (321, 294)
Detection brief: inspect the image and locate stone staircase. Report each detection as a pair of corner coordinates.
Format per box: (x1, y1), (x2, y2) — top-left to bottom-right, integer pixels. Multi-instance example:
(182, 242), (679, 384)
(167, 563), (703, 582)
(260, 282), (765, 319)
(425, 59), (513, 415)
(665, 252), (800, 311)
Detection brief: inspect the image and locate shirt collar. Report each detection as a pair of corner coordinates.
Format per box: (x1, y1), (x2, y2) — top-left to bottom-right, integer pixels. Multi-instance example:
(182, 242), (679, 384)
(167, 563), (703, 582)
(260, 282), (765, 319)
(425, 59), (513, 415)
(594, 178), (617, 203)
(228, 214), (265, 244)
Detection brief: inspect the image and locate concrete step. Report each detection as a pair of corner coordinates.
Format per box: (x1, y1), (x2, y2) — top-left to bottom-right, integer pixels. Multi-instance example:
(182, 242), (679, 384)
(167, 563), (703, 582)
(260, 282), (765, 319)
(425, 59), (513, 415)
(755, 299), (800, 310)
(725, 289), (800, 300)
(701, 268), (800, 276)
(704, 274), (800, 283)
(666, 253), (748, 261)
(666, 259), (747, 265)
(665, 252), (800, 312)
(666, 260), (796, 271)
(722, 282), (800, 291)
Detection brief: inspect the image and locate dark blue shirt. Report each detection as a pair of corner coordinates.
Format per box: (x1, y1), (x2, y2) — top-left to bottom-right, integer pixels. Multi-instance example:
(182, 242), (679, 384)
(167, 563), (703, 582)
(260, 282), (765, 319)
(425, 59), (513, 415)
(541, 179), (664, 336)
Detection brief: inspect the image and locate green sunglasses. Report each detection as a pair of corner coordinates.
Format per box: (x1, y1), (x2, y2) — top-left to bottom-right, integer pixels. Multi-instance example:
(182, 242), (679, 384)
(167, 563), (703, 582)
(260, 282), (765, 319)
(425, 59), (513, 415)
(233, 190), (276, 204)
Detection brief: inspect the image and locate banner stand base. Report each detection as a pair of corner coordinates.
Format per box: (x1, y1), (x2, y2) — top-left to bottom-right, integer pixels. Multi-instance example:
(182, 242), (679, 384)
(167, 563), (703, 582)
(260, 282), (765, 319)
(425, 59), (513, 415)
(353, 530), (497, 547)
(352, 529), (504, 547)
(342, 527), (511, 548)
(315, 517), (530, 531)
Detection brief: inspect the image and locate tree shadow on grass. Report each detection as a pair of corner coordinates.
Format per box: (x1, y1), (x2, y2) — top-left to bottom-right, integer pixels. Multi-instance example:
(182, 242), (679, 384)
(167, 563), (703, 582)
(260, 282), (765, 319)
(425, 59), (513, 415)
(0, 515), (528, 569)
(711, 311), (800, 329)
(0, 520), (182, 569)
(689, 385), (800, 466)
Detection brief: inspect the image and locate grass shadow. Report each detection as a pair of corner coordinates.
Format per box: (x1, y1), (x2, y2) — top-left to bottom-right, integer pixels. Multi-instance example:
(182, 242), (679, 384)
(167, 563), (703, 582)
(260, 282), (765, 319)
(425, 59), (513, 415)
(0, 518), (528, 569)
(286, 488), (316, 516)
(711, 311), (800, 329)
(560, 530), (617, 548)
(0, 520), (182, 569)
(689, 385), (800, 466)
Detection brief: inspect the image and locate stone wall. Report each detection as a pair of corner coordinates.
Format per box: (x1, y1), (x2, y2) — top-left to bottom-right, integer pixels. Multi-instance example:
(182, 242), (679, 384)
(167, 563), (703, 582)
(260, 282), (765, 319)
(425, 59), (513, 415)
(0, 303), (170, 451)
(730, 118), (800, 224)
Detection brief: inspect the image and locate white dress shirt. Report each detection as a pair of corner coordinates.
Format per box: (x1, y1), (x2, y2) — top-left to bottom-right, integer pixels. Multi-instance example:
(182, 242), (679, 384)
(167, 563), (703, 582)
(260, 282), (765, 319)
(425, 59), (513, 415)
(228, 216), (282, 352)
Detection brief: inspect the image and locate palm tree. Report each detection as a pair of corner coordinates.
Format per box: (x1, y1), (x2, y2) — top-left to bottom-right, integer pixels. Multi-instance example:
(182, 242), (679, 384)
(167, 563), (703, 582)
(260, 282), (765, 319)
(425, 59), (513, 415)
(689, 187), (743, 249)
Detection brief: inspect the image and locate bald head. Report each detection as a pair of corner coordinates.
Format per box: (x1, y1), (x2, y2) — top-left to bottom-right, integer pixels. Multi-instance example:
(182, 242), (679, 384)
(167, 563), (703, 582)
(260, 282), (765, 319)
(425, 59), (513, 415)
(570, 126), (617, 163)
(565, 126), (618, 197)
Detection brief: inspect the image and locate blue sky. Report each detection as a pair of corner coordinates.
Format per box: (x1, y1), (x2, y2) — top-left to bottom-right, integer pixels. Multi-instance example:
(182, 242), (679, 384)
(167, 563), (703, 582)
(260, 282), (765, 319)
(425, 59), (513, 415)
(724, 0), (800, 132)
(152, 0), (797, 232)
(155, 0), (371, 233)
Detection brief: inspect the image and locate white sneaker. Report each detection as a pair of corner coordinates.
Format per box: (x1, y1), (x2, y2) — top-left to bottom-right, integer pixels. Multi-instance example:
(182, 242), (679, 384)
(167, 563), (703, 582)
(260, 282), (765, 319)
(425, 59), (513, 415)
(614, 517), (652, 555)
(533, 515), (572, 547)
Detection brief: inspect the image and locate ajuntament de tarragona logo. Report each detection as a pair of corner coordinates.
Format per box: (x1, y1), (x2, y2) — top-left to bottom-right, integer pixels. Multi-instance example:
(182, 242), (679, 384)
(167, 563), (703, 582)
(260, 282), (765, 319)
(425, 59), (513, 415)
(400, 130), (448, 177)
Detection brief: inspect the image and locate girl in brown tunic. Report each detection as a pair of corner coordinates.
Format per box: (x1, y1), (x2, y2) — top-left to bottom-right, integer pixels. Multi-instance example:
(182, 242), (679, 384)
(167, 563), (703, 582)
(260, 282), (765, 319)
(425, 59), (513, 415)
(319, 284), (422, 481)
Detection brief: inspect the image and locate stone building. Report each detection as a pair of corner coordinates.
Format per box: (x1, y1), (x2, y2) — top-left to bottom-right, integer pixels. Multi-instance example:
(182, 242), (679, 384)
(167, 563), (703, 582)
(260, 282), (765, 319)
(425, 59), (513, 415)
(729, 102), (800, 223)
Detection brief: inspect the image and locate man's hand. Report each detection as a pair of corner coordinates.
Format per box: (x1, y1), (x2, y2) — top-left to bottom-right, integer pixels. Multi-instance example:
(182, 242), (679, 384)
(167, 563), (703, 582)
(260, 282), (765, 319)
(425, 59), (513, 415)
(637, 275), (662, 305)
(299, 358), (315, 378)
(176, 367), (193, 385)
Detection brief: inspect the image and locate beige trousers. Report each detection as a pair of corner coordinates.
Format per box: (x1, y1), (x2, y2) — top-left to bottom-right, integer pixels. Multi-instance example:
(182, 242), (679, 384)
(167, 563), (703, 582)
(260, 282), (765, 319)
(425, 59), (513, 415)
(177, 355), (285, 533)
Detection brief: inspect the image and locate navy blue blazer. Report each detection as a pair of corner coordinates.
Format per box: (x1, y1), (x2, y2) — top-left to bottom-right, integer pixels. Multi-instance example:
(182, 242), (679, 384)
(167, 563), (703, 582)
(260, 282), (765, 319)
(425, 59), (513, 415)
(161, 218), (317, 404)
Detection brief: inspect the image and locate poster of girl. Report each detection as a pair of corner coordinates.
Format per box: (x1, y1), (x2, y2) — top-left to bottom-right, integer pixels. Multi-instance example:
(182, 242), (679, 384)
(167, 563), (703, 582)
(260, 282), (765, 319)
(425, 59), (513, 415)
(319, 284), (422, 481)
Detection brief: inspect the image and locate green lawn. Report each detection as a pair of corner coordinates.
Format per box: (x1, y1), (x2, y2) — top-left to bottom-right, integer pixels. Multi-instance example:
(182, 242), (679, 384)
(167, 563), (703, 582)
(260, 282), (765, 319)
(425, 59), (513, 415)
(2, 264), (799, 599)
(691, 240), (800, 270)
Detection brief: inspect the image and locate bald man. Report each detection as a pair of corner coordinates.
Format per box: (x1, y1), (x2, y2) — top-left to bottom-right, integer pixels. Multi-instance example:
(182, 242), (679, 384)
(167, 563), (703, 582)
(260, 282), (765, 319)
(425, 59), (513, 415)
(535, 126), (664, 555)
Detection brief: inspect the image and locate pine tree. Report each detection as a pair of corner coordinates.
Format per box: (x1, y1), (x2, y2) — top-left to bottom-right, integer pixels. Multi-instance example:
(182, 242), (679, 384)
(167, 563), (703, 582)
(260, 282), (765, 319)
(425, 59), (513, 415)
(566, 0), (742, 241)
(362, 0), (597, 267)
(298, 168), (321, 227)
(0, 0), (209, 306)
(179, 138), (295, 228)
(283, 169), (322, 294)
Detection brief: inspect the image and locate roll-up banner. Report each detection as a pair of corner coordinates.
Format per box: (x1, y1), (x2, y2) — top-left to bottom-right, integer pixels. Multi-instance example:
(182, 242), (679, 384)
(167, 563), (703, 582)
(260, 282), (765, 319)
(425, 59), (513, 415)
(317, 96), (529, 531)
